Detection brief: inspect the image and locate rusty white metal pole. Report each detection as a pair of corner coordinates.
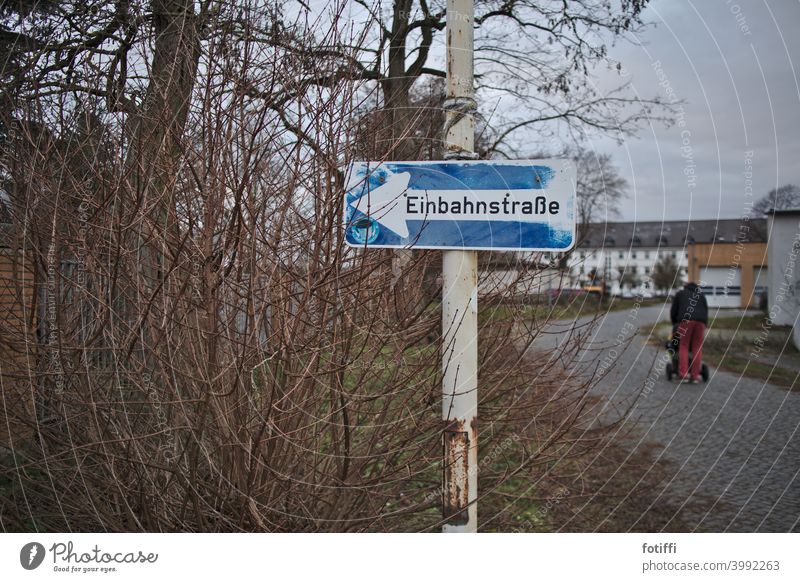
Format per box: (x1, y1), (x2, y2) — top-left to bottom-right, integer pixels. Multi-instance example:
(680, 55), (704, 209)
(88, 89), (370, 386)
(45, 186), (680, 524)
(442, 0), (478, 533)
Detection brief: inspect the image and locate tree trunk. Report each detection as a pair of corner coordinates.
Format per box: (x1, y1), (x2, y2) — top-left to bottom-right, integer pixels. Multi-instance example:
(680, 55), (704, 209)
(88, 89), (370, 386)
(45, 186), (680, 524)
(127, 0), (200, 288)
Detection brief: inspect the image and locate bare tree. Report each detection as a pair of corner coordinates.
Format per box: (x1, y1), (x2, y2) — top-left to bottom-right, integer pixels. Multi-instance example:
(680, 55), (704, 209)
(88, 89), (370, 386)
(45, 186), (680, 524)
(573, 148), (628, 230)
(554, 147), (628, 272)
(246, 0), (674, 160)
(752, 184), (800, 215)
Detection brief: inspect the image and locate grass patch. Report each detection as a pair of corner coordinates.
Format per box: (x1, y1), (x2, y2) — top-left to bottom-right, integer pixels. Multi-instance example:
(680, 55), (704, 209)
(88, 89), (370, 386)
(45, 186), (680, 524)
(702, 352), (799, 389)
(709, 314), (791, 332)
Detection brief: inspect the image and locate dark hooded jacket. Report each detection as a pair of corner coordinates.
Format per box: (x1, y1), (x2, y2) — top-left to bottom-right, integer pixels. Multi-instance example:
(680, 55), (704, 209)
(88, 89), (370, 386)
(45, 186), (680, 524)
(670, 282), (709, 325)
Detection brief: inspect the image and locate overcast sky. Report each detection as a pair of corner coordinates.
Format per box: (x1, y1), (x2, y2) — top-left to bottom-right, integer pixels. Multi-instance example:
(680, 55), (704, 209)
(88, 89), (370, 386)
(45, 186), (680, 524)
(590, 0), (800, 222)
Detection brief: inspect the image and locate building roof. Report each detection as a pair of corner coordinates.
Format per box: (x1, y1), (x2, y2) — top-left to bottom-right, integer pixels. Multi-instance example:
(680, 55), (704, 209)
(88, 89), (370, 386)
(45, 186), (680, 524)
(769, 207), (800, 215)
(579, 218), (767, 248)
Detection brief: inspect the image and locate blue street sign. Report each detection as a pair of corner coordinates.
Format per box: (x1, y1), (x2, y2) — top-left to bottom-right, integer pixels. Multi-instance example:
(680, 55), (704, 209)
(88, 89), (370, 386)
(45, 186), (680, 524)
(343, 160), (576, 251)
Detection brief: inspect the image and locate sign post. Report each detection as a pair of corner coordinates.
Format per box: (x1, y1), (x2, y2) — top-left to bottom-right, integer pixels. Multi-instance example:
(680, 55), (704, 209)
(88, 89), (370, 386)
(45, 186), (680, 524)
(342, 0), (575, 534)
(441, 0), (478, 533)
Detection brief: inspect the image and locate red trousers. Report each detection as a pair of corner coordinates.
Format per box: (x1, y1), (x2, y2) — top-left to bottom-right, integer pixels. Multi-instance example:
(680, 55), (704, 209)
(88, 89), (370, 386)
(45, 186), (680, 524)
(676, 320), (705, 379)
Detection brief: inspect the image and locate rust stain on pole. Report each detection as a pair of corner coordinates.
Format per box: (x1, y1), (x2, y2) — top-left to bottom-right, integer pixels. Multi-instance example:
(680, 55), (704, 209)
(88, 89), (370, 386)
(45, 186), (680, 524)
(442, 420), (471, 524)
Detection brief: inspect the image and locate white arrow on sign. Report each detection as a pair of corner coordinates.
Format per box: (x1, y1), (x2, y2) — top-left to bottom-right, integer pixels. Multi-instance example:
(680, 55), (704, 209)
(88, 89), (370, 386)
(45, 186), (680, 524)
(350, 172), (412, 237)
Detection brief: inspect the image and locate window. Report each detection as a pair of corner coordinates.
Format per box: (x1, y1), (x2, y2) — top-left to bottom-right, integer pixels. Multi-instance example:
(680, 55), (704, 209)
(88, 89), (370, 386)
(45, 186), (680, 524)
(671, 251), (677, 259)
(645, 267), (651, 275)
(645, 251), (651, 259)
(580, 252), (585, 260)
(632, 251), (637, 259)
(632, 266), (638, 274)
(618, 251), (624, 259)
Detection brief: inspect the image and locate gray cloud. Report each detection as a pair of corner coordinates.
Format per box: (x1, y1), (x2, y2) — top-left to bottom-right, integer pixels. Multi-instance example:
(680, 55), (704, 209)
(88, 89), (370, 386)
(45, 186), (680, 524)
(593, 0), (800, 221)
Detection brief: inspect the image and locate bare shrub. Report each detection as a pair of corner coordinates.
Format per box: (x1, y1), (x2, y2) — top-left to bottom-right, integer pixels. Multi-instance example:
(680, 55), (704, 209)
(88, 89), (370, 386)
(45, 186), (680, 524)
(0, 0), (636, 532)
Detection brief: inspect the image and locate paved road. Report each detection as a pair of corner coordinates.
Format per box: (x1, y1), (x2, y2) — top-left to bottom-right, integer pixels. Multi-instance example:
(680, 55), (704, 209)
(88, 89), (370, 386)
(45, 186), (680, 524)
(546, 303), (800, 532)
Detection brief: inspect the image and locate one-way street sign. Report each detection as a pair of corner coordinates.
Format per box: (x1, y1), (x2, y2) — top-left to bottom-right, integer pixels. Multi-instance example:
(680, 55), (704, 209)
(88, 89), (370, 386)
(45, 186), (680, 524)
(343, 160), (576, 251)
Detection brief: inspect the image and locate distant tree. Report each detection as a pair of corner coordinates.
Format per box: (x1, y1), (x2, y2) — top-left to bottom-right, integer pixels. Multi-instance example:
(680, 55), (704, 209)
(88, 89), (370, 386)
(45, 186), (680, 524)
(558, 148), (629, 275)
(574, 148), (629, 235)
(652, 255), (680, 293)
(753, 184), (800, 215)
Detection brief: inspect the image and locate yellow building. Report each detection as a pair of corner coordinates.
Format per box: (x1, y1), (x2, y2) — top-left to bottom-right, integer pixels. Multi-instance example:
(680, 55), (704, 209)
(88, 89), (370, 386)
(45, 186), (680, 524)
(687, 240), (768, 310)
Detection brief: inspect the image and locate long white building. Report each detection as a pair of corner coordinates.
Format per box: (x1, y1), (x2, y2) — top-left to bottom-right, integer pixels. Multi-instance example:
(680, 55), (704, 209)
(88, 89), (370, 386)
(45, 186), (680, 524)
(567, 219), (767, 297)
